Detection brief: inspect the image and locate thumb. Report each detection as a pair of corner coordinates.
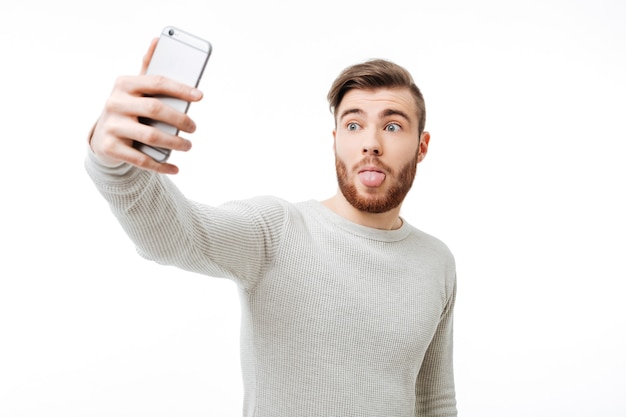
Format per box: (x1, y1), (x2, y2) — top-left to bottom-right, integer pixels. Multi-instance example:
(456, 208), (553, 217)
(140, 38), (159, 74)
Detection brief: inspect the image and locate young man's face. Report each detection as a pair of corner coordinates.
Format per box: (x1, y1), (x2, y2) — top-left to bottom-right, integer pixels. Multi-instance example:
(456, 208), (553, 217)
(333, 87), (429, 213)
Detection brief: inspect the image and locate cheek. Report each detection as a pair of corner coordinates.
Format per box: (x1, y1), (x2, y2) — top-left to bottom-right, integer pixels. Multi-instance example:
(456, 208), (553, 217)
(405, 141), (421, 158)
(333, 135), (360, 156)
(389, 145), (420, 170)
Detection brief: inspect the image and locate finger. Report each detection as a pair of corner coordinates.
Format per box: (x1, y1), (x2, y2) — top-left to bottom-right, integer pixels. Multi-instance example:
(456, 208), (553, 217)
(140, 38), (159, 74)
(92, 106), (192, 159)
(140, 96), (198, 134)
(112, 120), (193, 154)
(114, 142), (182, 175)
(93, 126), (182, 175)
(114, 74), (203, 104)
(105, 93), (197, 134)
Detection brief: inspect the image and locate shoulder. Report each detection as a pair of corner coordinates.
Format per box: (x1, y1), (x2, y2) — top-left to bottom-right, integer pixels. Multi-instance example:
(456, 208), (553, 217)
(403, 223), (457, 294)
(405, 224), (455, 262)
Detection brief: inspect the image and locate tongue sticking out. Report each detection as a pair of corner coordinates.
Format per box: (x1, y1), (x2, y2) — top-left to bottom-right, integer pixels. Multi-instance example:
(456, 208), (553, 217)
(359, 170), (386, 187)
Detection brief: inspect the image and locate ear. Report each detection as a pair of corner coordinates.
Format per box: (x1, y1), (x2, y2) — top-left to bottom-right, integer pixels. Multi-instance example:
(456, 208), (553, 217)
(417, 131), (430, 163)
(332, 129), (337, 152)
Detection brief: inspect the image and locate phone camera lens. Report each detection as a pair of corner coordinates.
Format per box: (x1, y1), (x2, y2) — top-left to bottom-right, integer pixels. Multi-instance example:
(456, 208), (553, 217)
(168, 29), (175, 36)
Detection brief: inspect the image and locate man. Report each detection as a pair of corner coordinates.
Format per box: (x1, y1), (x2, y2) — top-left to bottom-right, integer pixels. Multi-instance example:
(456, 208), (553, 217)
(86, 39), (458, 416)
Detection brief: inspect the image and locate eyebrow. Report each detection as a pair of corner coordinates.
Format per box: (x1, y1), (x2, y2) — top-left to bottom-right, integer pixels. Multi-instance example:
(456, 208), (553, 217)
(339, 108), (364, 121)
(380, 108), (411, 122)
(339, 108), (412, 123)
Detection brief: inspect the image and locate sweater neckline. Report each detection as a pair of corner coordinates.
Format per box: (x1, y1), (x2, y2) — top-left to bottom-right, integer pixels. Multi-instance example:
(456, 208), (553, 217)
(305, 200), (413, 242)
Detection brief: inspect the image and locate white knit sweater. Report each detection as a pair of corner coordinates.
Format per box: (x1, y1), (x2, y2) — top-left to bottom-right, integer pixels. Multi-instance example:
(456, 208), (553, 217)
(85, 151), (458, 417)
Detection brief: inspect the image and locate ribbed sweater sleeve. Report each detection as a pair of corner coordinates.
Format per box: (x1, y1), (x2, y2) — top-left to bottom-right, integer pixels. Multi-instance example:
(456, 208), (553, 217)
(415, 278), (457, 416)
(84, 151), (286, 289)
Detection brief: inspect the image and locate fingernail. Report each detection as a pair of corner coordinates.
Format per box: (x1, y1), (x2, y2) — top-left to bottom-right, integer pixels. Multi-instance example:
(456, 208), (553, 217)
(190, 88), (203, 99)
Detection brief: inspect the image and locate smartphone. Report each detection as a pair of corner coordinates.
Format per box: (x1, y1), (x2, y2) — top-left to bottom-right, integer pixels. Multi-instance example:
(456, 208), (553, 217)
(134, 26), (212, 162)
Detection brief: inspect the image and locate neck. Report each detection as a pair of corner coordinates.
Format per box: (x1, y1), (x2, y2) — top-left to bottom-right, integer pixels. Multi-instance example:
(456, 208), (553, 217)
(322, 193), (403, 231)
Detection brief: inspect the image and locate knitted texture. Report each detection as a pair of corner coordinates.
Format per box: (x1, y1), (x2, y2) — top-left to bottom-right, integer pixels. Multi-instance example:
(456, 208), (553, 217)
(85, 152), (458, 417)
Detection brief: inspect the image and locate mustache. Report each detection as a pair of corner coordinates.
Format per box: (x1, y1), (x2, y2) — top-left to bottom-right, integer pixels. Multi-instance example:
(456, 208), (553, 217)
(352, 156), (394, 174)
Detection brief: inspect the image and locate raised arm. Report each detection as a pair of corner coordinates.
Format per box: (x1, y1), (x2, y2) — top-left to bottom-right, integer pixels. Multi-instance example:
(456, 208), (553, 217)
(85, 41), (287, 288)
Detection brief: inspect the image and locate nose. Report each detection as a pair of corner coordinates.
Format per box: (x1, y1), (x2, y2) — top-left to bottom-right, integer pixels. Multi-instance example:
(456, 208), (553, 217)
(361, 128), (383, 156)
(362, 145), (382, 156)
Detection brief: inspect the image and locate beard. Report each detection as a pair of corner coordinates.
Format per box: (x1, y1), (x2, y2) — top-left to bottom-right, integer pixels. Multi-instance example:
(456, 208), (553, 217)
(335, 153), (418, 214)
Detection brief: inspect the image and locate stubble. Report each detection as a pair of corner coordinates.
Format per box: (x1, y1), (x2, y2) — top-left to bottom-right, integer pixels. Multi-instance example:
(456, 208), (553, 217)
(335, 154), (418, 214)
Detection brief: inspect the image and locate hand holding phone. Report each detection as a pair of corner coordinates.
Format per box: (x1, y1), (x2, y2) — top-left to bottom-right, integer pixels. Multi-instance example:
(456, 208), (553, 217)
(133, 26), (212, 162)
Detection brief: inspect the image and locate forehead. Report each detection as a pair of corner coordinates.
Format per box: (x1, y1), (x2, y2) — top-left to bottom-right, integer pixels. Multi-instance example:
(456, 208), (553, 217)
(337, 87), (418, 119)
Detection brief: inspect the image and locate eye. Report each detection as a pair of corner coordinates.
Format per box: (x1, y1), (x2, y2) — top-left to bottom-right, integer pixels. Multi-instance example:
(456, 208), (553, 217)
(346, 122), (361, 131)
(385, 122), (402, 132)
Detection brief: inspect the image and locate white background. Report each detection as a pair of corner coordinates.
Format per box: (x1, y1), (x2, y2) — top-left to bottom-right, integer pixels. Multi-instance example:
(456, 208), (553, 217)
(1, 1), (625, 416)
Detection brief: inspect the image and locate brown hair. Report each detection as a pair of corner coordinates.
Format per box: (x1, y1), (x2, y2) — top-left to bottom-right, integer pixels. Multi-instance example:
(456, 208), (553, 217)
(327, 59), (426, 135)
